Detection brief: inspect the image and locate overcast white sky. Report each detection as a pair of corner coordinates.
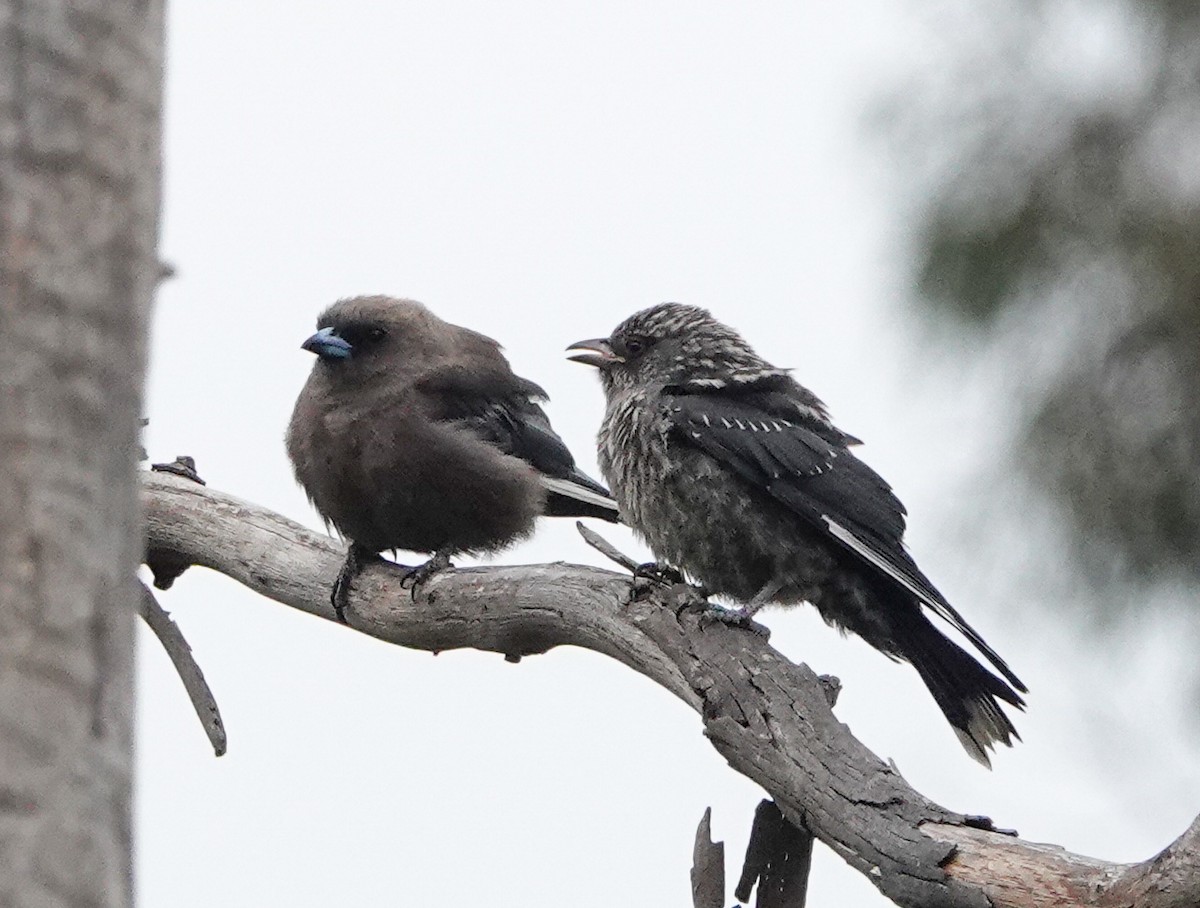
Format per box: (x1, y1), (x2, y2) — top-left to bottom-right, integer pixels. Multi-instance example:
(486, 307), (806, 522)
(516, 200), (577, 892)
(137, 4), (1198, 906)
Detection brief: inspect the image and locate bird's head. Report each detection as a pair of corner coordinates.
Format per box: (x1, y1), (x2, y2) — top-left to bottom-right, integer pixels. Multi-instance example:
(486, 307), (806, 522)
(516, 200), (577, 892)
(301, 295), (451, 383)
(567, 303), (775, 394)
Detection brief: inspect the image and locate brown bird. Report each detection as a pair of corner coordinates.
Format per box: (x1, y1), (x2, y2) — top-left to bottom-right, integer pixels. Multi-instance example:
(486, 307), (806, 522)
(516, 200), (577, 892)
(287, 295), (619, 621)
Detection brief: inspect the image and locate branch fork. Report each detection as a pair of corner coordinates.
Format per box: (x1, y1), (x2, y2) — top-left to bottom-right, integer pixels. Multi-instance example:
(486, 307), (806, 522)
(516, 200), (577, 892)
(141, 470), (1200, 908)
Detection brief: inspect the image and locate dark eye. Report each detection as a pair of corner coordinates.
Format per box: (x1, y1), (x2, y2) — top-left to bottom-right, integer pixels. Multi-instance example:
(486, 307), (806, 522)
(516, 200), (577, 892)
(340, 324), (388, 347)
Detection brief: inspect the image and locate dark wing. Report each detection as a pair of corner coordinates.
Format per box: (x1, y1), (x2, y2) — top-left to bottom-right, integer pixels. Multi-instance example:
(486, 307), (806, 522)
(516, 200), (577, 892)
(665, 380), (1025, 692)
(415, 362), (618, 519)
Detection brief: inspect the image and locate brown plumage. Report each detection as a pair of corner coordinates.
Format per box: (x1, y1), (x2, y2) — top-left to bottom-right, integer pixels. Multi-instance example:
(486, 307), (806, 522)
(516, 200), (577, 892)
(287, 295), (618, 620)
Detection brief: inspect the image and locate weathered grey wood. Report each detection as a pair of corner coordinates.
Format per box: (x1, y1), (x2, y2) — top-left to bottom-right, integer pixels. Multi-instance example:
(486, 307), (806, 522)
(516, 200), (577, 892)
(141, 471), (1200, 908)
(141, 471), (699, 708)
(138, 582), (226, 757)
(690, 807), (724, 908)
(735, 675), (839, 906)
(926, 814), (1200, 908)
(0, 1), (164, 905)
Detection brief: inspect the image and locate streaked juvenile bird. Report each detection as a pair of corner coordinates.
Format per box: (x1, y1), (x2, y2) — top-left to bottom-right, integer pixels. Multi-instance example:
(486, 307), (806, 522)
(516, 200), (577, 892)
(568, 303), (1027, 766)
(287, 295), (619, 621)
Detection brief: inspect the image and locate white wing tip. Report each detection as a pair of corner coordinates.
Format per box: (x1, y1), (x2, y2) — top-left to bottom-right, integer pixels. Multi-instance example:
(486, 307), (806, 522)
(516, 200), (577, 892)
(540, 476), (619, 511)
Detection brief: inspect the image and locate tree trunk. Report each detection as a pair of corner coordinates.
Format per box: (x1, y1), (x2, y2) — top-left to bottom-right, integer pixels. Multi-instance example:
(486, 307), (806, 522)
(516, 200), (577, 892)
(0, 2), (164, 905)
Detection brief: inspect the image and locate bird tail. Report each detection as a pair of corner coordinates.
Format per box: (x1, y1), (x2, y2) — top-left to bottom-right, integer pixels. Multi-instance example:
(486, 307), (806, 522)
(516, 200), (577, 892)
(903, 618), (1026, 768)
(540, 471), (622, 523)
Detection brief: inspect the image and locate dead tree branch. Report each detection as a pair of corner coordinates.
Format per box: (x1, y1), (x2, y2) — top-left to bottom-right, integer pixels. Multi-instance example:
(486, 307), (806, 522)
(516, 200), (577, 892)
(141, 471), (1200, 908)
(137, 582), (227, 756)
(691, 807), (725, 908)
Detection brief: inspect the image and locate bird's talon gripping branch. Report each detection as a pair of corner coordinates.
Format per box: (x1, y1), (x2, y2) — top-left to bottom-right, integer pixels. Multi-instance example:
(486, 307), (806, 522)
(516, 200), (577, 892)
(332, 542), (376, 624)
(633, 561), (686, 586)
(697, 604), (772, 639)
(330, 578), (349, 623)
(574, 523), (709, 604)
(634, 564), (711, 611)
(401, 549), (453, 593)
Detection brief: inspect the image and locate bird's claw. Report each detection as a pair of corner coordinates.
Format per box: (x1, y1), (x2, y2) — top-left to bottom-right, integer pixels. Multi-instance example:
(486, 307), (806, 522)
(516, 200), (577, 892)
(401, 550), (453, 592)
(630, 561), (709, 606)
(331, 557), (359, 625)
(633, 561), (688, 587)
(696, 603), (771, 639)
(331, 543), (378, 625)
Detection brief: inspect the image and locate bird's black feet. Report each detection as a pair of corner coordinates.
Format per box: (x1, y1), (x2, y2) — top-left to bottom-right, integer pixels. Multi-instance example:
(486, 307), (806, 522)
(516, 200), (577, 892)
(332, 543), (376, 624)
(633, 561), (689, 587)
(631, 561), (711, 607)
(695, 578), (779, 636)
(401, 548), (454, 592)
(697, 603), (771, 639)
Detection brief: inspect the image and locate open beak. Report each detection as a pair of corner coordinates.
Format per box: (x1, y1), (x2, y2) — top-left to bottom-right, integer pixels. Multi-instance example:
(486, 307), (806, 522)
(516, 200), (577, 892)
(566, 338), (622, 368)
(301, 326), (353, 361)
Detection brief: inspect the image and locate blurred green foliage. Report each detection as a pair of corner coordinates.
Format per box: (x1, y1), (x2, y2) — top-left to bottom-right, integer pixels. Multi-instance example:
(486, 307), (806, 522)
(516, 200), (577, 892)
(900, 0), (1200, 602)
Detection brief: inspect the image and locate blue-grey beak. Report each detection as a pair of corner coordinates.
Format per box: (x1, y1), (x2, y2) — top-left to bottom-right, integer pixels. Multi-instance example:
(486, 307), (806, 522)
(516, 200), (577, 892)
(301, 326), (353, 361)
